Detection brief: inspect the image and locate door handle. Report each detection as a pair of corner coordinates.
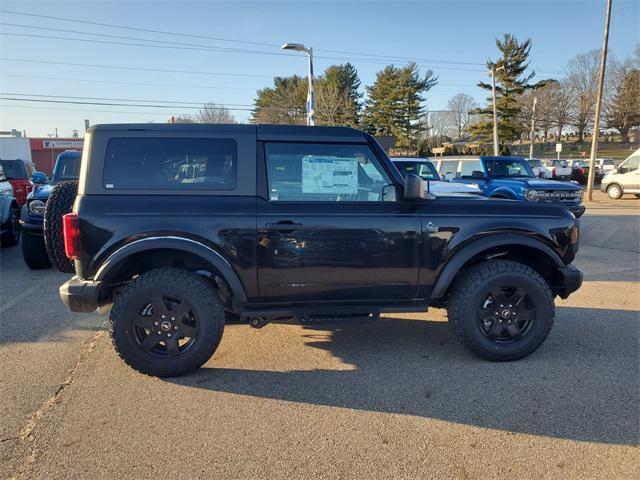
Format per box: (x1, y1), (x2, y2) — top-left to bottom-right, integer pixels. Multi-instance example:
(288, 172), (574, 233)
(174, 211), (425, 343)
(264, 221), (304, 231)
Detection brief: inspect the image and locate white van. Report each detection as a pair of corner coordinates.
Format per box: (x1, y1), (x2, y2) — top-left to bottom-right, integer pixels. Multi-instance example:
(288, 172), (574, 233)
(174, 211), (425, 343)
(600, 149), (640, 199)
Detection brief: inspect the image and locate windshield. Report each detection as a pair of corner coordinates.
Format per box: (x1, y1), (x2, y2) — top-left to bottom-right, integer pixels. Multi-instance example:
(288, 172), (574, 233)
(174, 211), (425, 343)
(393, 160), (439, 181)
(56, 155), (81, 180)
(485, 158), (535, 178)
(0, 160), (26, 180)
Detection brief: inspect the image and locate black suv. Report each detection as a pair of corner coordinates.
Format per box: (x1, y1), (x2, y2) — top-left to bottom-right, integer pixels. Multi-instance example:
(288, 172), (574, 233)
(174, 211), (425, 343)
(58, 124), (582, 377)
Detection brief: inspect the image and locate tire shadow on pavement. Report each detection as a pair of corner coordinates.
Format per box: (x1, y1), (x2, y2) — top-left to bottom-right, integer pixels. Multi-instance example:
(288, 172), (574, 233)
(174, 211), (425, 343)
(169, 307), (640, 446)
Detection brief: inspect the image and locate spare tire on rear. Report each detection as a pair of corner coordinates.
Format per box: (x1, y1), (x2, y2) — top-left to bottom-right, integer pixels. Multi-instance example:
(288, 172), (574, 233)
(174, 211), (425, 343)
(44, 180), (78, 273)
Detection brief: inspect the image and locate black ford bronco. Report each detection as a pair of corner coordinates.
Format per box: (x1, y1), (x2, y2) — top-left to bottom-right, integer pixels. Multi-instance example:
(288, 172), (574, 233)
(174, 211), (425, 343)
(58, 124), (582, 377)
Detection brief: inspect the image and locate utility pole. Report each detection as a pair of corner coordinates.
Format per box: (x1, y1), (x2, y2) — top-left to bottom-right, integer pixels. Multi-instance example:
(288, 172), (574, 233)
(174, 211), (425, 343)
(529, 96), (538, 159)
(489, 65), (504, 156)
(586, 0), (613, 202)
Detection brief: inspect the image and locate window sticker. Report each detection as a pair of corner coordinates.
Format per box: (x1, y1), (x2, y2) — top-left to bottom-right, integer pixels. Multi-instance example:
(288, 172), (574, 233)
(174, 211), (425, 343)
(301, 156), (358, 195)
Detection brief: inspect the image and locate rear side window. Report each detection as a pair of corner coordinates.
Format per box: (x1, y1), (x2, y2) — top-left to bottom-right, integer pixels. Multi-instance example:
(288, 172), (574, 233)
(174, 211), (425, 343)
(103, 137), (237, 190)
(0, 160), (26, 180)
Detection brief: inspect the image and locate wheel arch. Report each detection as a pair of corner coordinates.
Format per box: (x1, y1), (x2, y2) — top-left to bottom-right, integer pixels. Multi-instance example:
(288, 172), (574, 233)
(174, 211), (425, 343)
(95, 237), (247, 304)
(429, 235), (564, 301)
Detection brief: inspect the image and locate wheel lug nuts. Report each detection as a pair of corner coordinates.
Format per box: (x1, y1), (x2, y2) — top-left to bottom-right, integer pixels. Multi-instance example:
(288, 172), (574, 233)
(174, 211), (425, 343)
(157, 331), (161, 335)
(171, 317), (175, 321)
(167, 333), (172, 337)
(174, 326), (178, 330)
(161, 315), (165, 319)
(154, 322), (158, 326)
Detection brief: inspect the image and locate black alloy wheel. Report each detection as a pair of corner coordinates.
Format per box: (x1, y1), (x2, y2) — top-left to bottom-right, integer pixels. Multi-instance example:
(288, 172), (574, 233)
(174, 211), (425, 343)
(133, 295), (200, 357)
(477, 286), (535, 343)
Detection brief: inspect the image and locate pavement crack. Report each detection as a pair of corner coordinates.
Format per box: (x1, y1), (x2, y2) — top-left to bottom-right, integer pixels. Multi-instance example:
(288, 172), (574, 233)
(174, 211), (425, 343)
(10, 330), (104, 480)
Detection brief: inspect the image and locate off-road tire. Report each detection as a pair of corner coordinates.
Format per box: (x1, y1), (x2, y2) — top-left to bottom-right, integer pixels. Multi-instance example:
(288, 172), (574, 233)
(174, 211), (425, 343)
(44, 180), (77, 273)
(606, 183), (623, 200)
(0, 208), (20, 247)
(447, 259), (555, 361)
(21, 231), (52, 269)
(110, 268), (225, 377)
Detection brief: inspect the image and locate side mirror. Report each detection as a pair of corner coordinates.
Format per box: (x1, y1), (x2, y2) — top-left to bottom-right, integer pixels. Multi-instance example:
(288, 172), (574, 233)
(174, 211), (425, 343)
(471, 170), (486, 180)
(404, 174), (433, 201)
(31, 171), (48, 184)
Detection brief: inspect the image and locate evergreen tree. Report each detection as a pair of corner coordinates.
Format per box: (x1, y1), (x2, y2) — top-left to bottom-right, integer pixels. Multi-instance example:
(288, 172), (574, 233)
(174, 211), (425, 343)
(252, 64), (362, 126)
(469, 34), (542, 143)
(362, 63), (437, 149)
(252, 76), (307, 124)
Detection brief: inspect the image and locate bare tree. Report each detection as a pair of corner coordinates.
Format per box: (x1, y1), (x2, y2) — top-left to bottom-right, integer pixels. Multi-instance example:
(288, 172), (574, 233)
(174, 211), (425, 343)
(315, 82), (352, 126)
(566, 50), (600, 142)
(428, 111), (455, 143)
(172, 115), (194, 124)
(447, 93), (478, 140)
(551, 80), (574, 140)
(194, 103), (237, 124)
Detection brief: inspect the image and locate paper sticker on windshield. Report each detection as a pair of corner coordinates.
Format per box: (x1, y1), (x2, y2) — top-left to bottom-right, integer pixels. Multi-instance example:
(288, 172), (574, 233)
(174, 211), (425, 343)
(301, 156), (358, 194)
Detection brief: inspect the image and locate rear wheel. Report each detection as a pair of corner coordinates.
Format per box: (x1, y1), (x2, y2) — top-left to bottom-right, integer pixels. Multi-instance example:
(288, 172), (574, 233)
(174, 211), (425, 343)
(110, 268), (225, 377)
(44, 180), (78, 273)
(21, 231), (52, 269)
(606, 184), (623, 200)
(0, 208), (20, 247)
(447, 260), (554, 361)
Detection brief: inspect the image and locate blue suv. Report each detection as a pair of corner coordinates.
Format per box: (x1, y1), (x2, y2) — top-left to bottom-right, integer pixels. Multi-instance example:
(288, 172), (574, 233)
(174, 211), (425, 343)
(451, 156), (585, 217)
(20, 150), (81, 268)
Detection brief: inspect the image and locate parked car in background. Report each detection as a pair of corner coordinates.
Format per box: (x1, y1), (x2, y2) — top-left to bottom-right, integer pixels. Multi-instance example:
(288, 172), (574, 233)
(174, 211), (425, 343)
(391, 157), (482, 196)
(20, 150), (81, 269)
(447, 156), (585, 217)
(0, 163), (20, 246)
(542, 159), (572, 180)
(566, 159), (602, 185)
(600, 148), (640, 199)
(0, 158), (36, 205)
(596, 158), (616, 175)
(526, 158), (552, 179)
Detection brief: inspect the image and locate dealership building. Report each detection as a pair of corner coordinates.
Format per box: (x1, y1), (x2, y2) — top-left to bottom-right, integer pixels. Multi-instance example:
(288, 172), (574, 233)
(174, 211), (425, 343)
(0, 135), (84, 176)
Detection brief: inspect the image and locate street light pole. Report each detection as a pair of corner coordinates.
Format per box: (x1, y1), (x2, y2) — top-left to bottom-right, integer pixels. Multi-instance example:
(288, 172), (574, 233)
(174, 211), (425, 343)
(529, 96), (537, 159)
(282, 43), (315, 126)
(489, 65), (505, 156)
(586, 0), (613, 202)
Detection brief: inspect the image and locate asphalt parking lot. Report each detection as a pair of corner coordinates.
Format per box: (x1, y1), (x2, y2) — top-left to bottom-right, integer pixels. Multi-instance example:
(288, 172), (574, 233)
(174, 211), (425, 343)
(1, 192), (639, 480)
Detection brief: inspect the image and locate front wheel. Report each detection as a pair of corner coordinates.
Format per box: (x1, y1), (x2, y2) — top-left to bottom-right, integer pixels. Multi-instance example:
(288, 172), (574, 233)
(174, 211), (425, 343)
(0, 208), (20, 247)
(606, 184), (623, 200)
(447, 260), (554, 361)
(22, 231), (52, 269)
(110, 268), (225, 377)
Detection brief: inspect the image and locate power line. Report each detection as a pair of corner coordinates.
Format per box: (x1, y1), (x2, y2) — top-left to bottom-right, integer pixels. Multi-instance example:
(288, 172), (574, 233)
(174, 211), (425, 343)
(1, 92), (254, 107)
(0, 57), (274, 78)
(0, 10), (486, 67)
(0, 73), (262, 91)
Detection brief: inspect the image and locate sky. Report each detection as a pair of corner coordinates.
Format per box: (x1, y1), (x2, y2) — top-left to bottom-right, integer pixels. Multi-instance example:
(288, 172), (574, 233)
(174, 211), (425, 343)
(0, 0), (638, 137)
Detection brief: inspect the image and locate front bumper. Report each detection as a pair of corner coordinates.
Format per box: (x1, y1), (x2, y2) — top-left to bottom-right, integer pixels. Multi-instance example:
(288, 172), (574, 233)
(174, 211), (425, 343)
(567, 204), (586, 218)
(59, 276), (102, 313)
(555, 265), (583, 299)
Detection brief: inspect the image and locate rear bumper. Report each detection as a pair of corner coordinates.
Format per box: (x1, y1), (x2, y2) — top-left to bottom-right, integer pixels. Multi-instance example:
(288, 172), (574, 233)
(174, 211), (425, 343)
(556, 265), (583, 299)
(59, 276), (102, 313)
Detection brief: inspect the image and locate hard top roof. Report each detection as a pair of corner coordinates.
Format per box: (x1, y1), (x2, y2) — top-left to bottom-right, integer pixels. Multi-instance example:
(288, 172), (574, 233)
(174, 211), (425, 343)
(88, 123), (367, 142)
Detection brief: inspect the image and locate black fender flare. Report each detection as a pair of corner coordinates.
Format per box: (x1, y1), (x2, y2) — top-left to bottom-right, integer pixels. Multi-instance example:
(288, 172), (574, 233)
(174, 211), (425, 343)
(0, 196), (17, 224)
(430, 234), (563, 300)
(94, 236), (247, 302)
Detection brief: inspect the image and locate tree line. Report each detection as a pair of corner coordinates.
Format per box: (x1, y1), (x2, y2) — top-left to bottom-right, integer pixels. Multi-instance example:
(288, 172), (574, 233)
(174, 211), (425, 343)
(178, 37), (639, 151)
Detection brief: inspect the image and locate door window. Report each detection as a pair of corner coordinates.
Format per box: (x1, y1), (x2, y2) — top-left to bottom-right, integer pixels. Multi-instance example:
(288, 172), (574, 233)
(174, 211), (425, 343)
(265, 143), (394, 202)
(460, 160), (483, 178)
(618, 155), (639, 174)
(439, 160), (459, 179)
